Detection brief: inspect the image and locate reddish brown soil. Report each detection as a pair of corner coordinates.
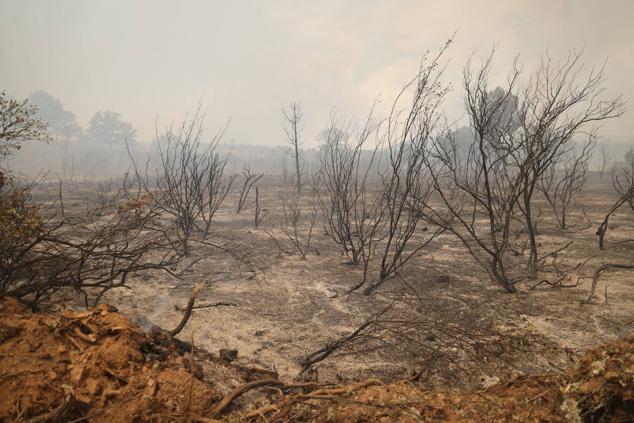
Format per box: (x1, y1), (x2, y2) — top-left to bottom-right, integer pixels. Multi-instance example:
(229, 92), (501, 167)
(1, 298), (632, 422)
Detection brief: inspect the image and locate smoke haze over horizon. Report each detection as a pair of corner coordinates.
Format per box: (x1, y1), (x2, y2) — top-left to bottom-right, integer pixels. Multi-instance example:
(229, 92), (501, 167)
(1, 0), (633, 147)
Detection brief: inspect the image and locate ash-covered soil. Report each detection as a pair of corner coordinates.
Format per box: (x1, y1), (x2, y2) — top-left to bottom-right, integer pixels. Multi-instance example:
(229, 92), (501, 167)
(80, 176), (634, 389)
(24, 174), (633, 393)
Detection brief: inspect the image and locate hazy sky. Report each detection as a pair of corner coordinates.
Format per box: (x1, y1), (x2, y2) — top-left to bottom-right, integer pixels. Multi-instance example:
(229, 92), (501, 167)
(1, 0), (633, 146)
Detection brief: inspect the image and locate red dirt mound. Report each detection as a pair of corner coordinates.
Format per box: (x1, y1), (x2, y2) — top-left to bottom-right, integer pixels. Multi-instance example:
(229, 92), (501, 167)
(0, 298), (223, 422)
(0, 298), (632, 422)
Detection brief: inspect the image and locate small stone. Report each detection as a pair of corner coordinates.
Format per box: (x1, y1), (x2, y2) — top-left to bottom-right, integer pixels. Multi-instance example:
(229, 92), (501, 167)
(436, 274), (450, 283)
(219, 348), (238, 363)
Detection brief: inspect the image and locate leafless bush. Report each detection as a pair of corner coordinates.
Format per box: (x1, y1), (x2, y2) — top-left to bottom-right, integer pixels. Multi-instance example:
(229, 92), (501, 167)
(417, 49), (623, 292)
(94, 177), (122, 213)
(514, 50), (624, 276)
(130, 105), (235, 255)
(320, 44), (449, 295)
(266, 194), (317, 259)
(0, 93), (186, 307)
(236, 165), (263, 214)
(0, 174), (180, 308)
(319, 114), (379, 265)
(284, 196), (316, 259)
(358, 88), (446, 295)
(538, 138), (594, 230)
(419, 64), (524, 293)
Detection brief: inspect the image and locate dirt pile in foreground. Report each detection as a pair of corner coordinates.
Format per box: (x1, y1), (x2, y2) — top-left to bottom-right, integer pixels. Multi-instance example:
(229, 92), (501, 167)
(0, 298), (632, 422)
(0, 298), (259, 422)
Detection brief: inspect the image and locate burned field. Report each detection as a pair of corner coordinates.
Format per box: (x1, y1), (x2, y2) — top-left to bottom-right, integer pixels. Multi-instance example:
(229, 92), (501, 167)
(1, 41), (633, 421)
(35, 173), (634, 390)
(1, 174), (633, 422)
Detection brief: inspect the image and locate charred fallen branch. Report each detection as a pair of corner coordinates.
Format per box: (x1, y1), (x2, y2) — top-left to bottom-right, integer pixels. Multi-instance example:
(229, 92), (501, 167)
(299, 305), (390, 373)
(190, 236), (262, 279)
(175, 301), (238, 311)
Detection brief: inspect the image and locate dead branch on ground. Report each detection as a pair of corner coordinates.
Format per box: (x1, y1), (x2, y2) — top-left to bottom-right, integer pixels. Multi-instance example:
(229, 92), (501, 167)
(211, 378), (284, 418)
(175, 301), (238, 311)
